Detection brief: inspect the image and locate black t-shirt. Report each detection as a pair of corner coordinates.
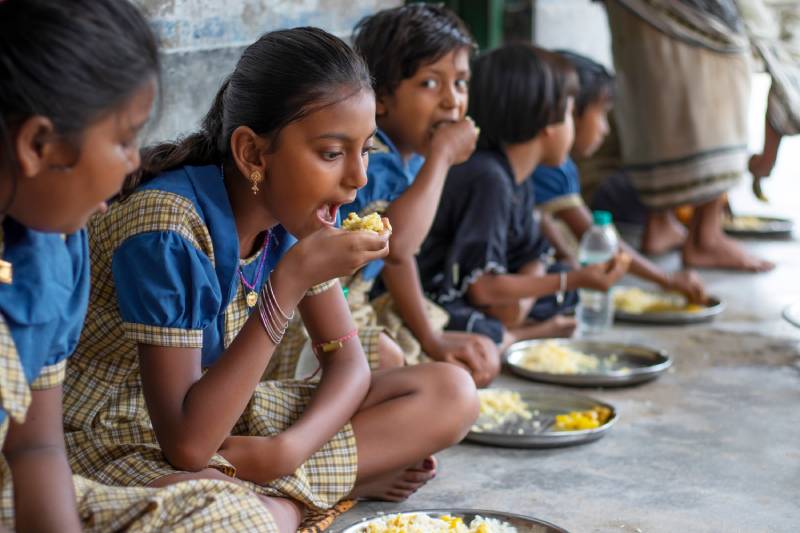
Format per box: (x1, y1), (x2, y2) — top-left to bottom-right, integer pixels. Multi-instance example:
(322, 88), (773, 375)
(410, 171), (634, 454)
(418, 148), (551, 309)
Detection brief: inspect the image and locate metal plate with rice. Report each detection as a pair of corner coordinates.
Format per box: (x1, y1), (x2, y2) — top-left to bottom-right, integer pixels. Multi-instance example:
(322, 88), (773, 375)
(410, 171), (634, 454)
(337, 509), (569, 533)
(723, 215), (793, 238)
(505, 339), (671, 387)
(613, 287), (724, 325)
(465, 388), (616, 449)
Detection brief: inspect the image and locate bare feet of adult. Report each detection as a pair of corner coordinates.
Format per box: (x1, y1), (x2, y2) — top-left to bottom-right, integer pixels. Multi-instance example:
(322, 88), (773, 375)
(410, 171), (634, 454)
(642, 211), (687, 255)
(682, 233), (775, 272)
(682, 195), (775, 272)
(349, 457), (437, 502)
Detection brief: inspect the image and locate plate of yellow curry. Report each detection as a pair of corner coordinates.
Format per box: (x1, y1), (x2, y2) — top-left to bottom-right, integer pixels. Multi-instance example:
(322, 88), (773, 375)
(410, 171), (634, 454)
(465, 388), (617, 448)
(613, 286), (724, 325)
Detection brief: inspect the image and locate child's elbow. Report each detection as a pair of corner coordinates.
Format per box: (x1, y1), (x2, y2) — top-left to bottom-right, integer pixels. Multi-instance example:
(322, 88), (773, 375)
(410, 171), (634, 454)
(467, 281), (493, 307)
(163, 441), (213, 473)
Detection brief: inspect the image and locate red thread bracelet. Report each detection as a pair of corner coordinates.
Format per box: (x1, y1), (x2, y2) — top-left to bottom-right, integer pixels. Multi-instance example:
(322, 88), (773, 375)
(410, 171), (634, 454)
(313, 329), (359, 355)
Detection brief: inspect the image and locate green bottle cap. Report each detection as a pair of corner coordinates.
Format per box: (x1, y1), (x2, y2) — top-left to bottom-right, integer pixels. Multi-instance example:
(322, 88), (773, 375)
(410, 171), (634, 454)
(593, 210), (613, 226)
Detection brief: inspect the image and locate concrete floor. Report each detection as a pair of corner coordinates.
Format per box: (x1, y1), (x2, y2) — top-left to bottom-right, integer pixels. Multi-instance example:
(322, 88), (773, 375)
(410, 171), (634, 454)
(333, 126), (800, 533)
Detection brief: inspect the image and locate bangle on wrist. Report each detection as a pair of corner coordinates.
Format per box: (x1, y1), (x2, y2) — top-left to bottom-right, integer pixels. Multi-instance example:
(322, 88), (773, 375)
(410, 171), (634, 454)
(556, 271), (567, 306)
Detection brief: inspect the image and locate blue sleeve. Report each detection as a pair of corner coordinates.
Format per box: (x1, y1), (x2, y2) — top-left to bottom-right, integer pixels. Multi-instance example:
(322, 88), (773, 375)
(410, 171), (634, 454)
(45, 230), (90, 367)
(0, 228), (90, 385)
(342, 153), (408, 217)
(112, 231), (222, 336)
(532, 164), (574, 206)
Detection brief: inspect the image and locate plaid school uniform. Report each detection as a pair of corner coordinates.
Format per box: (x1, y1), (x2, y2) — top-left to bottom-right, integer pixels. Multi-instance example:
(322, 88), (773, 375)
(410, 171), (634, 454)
(0, 221), (276, 532)
(62, 165), (358, 513)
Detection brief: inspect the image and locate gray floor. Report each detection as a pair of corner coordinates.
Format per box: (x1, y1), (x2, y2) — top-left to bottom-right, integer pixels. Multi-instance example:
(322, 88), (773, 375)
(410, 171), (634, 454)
(333, 142), (800, 532)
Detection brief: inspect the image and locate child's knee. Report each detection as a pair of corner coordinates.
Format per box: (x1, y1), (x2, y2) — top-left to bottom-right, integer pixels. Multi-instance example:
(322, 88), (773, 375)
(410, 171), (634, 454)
(425, 362), (479, 428)
(377, 333), (405, 369)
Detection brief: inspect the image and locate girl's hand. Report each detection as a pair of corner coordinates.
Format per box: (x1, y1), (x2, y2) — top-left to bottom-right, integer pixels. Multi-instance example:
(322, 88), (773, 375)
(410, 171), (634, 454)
(285, 224), (390, 288)
(428, 117), (478, 167)
(573, 252), (631, 291)
(664, 270), (707, 305)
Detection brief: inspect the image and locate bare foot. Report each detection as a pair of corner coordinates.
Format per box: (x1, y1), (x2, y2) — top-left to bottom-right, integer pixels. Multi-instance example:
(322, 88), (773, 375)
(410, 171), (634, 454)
(683, 234), (774, 272)
(349, 457), (437, 502)
(642, 211), (687, 255)
(501, 315), (576, 351)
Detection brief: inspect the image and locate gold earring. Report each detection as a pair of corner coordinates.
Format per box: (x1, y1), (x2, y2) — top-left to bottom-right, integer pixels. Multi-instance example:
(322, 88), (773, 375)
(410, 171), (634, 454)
(248, 170), (263, 195)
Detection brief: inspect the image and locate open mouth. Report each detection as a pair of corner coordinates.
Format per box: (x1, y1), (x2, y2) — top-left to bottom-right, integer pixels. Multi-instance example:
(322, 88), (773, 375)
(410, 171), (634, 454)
(316, 203), (341, 226)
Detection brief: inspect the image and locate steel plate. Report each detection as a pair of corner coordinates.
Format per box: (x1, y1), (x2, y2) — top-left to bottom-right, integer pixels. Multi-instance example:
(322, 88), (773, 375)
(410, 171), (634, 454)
(465, 388), (616, 449)
(337, 509), (569, 533)
(614, 288), (724, 325)
(724, 215), (793, 238)
(505, 339), (671, 387)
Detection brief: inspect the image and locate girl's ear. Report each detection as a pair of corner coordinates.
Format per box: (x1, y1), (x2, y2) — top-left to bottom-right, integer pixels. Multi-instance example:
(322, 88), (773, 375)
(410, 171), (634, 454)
(230, 125), (270, 178)
(14, 116), (58, 178)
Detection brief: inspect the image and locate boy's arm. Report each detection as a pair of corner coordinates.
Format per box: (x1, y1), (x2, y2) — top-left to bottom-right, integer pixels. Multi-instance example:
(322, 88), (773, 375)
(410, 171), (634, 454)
(538, 211), (577, 265)
(468, 252), (630, 307)
(558, 205), (705, 302)
(383, 119), (476, 259)
(381, 257), (498, 385)
(3, 385), (81, 533)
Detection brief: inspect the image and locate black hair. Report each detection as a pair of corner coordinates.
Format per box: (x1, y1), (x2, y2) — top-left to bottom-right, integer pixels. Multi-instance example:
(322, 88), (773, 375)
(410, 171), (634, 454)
(352, 3), (476, 97)
(469, 43), (577, 150)
(554, 50), (614, 116)
(126, 26), (372, 197)
(0, 0), (160, 206)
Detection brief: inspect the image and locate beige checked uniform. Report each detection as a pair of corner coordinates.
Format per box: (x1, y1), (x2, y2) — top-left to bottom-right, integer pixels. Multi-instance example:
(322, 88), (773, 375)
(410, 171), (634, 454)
(63, 184), (357, 514)
(0, 311), (276, 532)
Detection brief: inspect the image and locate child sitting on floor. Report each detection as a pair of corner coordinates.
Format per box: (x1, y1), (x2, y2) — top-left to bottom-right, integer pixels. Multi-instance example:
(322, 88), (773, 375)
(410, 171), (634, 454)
(61, 27), (478, 532)
(533, 50), (706, 303)
(417, 44), (630, 350)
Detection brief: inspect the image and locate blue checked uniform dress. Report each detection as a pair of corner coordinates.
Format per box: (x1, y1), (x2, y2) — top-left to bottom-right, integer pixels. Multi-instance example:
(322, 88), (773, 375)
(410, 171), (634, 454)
(61, 165), (357, 515)
(0, 218), (277, 532)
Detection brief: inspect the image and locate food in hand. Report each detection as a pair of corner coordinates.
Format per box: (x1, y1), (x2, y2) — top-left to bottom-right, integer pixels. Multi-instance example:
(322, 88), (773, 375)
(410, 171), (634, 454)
(342, 212), (391, 233)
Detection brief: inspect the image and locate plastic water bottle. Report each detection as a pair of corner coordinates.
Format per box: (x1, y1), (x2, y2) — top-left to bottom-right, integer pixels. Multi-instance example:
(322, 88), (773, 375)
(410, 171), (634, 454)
(576, 210), (619, 335)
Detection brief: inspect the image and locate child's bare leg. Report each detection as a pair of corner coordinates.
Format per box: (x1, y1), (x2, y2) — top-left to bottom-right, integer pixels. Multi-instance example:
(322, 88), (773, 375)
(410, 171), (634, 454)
(642, 210), (687, 255)
(499, 315), (576, 352)
(682, 195), (775, 272)
(348, 363), (478, 500)
(377, 332), (405, 369)
(149, 469), (303, 532)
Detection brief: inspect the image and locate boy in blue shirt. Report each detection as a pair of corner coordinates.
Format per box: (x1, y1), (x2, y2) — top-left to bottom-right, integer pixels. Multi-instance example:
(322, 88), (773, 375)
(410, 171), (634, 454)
(533, 51), (706, 303)
(341, 4), (500, 386)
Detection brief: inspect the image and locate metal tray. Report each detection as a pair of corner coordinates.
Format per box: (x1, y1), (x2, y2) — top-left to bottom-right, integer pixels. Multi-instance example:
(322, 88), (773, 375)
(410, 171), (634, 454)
(782, 302), (800, 329)
(724, 215), (793, 238)
(505, 339), (671, 387)
(465, 388), (616, 449)
(337, 509), (569, 533)
(614, 289), (724, 325)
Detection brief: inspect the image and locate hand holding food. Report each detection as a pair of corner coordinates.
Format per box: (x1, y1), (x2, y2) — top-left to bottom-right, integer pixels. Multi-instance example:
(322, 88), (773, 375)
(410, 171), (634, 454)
(341, 212), (392, 234)
(574, 251), (631, 291)
(286, 223), (390, 288)
(429, 116), (478, 166)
